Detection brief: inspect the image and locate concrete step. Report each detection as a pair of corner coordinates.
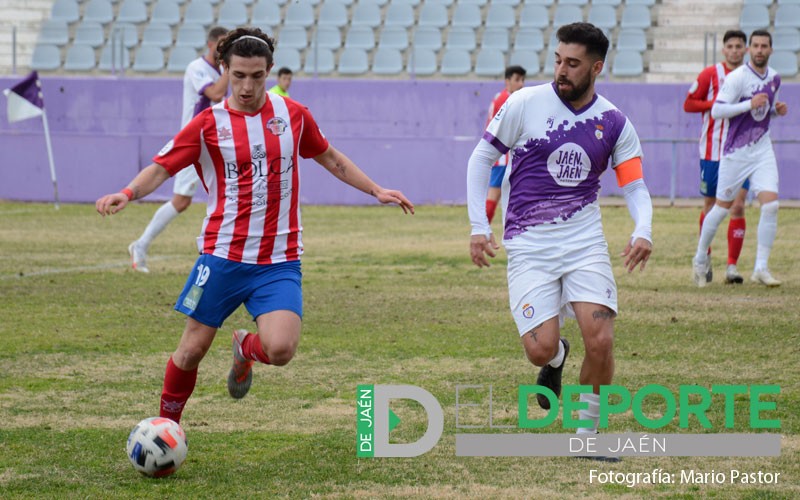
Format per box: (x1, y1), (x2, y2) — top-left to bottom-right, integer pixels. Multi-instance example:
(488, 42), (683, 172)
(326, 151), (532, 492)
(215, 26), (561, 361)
(649, 60), (705, 75)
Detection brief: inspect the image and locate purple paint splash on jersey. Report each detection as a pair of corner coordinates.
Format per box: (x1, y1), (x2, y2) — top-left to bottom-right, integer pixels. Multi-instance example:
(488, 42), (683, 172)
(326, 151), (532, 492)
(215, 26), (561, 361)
(723, 69), (780, 156)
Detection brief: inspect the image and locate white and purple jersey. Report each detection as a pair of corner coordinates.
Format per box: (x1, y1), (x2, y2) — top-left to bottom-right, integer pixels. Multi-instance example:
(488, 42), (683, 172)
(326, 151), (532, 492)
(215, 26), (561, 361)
(484, 82), (642, 240)
(716, 63), (781, 160)
(182, 57), (223, 127)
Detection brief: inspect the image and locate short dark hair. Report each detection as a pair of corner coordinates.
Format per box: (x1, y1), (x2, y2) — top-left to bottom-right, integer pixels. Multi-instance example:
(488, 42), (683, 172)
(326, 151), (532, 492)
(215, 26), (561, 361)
(750, 29), (772, 47)
(556, 22), (610, 61)
(217, 27), (276, 67)
(277, 67), (293, 77)
(723, 30), (746, 45)
(505, 65), (526, 79)
(207, 26), (228, 43)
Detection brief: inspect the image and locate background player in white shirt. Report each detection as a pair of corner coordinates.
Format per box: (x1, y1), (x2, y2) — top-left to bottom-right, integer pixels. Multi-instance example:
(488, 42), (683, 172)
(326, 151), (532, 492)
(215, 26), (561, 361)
(467, 23), (652, 455)
(693, 30), (787, 287)
(128, 26), (230, 273)
(96, 28), (414, 425)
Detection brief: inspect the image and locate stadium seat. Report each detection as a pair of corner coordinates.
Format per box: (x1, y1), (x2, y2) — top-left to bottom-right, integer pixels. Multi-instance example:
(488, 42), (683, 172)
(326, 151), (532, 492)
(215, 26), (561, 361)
(418, 4), (449, 29)
(117, 0), (148, 24)
(285, 3), (315, 28)
(252, 1), (282, 29)
(611, 49), (643, 76)
(775, 5), (800, 28)
(773, 27), (800, 52)
(625, 0), (655, 5)
(424, 0), (453, 6)
(217, 1), (249, 27)
(358, 0), (388, 6)
(30, 44), (62, 71)
(591, 0), (620, 5)
(542, 48), (555, 75)
(739, 6), (769, 31)
(351, 4), (382, 28)
(167, 46), (199, 71)
(279, 26), (309, 50)
(272, 47), (302, 72)
(311, 26), (342, 50)
(133, 46), (165, 72)
(304, 48), (335, 74)
(509, 49), (539, 73)
(588, 5), (618, 30)
(616, 28), (647, 52)
(770, 50), (799, 76)
(38, 21), (70, 46)
(407, 47), (437, 75)
(514, 28), (544, 52)
(620, 5), (651, 30)
(482, 28), (510, 52)
(50, 0), (80, 24)
(390, 0), (421, 6)
(412, 27), (443, 51)
(83, 0), (114, 24)
(318, 2), (349, 28)
(338, 48), (369, 74)
(151, 0), (182, 26)
(779, 0), (800, 3)
(109, 23), (140, 49)
(378, 26), (409, 50)
(384, 4), (415, 29)
(451, 4), (482, 29)
(176, 24), (208, 49)
(184, 0), (215, 26)
(446, 27), (477, 51)
(440, 49), (472, 76)
(344, 26), (376, 49)
(142, 23), (174, 48)
(73, 22), (105, 48)
(474, 49), (505, 76)
(558, 0), (587, 5)
(63, 44), (96, 70)
(519, 6), (549, 30)
(553, 5), (583, 28)
(99, 41), (131, 70)
(485, 5), (516, 30)
(521, 0), (553, 5)
(491, 0), (519, 6)
(372, 47), (403, 74)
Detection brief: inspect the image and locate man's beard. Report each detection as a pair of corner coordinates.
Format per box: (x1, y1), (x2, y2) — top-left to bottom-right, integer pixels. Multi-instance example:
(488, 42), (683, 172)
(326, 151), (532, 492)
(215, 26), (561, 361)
(555, 76), (591, 102)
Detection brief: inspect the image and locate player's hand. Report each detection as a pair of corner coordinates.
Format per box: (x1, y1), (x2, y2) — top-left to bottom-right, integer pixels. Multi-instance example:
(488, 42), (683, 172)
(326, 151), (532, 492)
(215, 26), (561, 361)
(751, 93), (769, 109)
(375, 188), (415, 214)
(775, 101), (788, 116)
(470, 234), (499, 268)
(621, 237), (652, 273)
(95, 193), (129, 216)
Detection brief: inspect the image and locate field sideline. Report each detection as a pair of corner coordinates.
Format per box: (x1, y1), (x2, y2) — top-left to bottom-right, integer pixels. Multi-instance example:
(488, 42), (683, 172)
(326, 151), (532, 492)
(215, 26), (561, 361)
(0, 201), (797, 499)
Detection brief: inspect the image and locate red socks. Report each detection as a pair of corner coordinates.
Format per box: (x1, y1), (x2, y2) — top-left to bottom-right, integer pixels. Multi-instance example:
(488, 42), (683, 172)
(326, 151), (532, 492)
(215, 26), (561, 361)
(160, 356), (197, 424)
(486, 200), (498, 224)
(241, 332), (271, 364)
(728, 217), (746, 265)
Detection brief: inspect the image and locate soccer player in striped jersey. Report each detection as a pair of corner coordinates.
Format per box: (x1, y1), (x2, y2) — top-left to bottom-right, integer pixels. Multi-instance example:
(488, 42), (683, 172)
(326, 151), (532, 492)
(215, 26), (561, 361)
(96, 28), (414, 424)
(684, 29), (748, 284)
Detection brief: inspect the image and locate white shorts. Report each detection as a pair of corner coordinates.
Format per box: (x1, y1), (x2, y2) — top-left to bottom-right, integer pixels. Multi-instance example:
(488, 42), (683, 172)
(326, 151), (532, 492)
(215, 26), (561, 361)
(504, 211), (617, 336)
(173, 166), (201, 197)
(716, 149), (778, 202)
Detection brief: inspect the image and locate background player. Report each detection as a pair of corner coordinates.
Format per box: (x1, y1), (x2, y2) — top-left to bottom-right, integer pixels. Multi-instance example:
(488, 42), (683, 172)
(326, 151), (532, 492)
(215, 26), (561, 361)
(684, 30), (749, 284)
(269, 67), (293, 97)
(128, 26), (230, 273)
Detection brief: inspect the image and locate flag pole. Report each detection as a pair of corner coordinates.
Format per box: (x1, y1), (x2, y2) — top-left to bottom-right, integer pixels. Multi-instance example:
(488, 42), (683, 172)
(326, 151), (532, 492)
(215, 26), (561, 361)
(40, 108), (60, 209)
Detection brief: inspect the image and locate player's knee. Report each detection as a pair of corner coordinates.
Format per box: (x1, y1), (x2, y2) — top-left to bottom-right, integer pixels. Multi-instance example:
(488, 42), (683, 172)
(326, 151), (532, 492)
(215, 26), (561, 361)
(523, 342), (557, 367)
(761, 200), (779, 216)
(172, 196), (192, 213)
(173, 344), (208, 369)
(584, 331), (614, 361)
(730, 202), (745, 218)
(266, 342), (297, 366)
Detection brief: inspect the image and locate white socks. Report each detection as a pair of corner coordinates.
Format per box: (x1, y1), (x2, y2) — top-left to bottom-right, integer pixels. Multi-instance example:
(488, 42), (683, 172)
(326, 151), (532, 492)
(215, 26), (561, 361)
(137, 201), (180, 250)
(576, 392), (600, 435)
(695, 204), (729, 263)
(755, 200), (779, 271)
(548, 339), (565, 368)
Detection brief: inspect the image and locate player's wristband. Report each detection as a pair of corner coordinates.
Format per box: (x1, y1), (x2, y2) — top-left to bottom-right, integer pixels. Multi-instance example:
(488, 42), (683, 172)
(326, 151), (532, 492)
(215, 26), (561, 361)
(121, 188), (134, 201)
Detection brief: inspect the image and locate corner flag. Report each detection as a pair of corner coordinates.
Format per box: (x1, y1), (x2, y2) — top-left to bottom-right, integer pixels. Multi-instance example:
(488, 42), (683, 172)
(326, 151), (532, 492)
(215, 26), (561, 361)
(3, 71), (60, 208)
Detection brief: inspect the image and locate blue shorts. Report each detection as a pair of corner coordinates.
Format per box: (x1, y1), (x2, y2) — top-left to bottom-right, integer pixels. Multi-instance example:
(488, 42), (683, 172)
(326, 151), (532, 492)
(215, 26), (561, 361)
(175, 254), (303, 328)
(700, 159), (749, 197)
(489, 165), (507, 188)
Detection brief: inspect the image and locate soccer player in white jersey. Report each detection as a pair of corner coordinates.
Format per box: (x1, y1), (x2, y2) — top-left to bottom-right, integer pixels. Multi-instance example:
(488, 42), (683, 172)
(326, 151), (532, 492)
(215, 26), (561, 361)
(693, 30), (787, 288)
(684, 30), (749, 284)
(128, 26), (230, 273)
(96, 28), (414, 425)
(468, 23), (652, 458)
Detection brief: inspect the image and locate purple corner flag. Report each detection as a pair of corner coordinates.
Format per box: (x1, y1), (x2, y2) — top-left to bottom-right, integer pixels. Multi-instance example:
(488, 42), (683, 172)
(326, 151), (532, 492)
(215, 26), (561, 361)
(3, 71), (45, 123)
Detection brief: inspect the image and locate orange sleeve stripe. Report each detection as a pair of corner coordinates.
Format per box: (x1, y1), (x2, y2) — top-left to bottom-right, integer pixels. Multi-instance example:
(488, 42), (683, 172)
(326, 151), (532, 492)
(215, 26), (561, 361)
(615, 157), (643, 187)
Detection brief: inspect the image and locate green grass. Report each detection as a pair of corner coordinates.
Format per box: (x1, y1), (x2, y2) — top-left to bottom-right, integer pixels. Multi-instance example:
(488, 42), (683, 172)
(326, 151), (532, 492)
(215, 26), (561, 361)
(0, 201), (798, 499)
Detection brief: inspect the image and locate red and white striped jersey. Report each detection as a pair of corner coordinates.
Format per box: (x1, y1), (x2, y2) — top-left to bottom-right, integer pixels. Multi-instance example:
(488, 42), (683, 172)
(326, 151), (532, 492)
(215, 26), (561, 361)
(154, 92), (329, 265)
(685, 63), (732, 161)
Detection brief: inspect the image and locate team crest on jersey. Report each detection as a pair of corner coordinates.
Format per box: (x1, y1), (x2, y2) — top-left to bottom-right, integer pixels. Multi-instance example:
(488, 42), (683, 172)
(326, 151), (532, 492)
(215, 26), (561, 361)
(547, 116), (555, 128)
(267, 117), (288, 136)
(217, 126), (233, 141)
(595, 124), (604, 140)
(251, 144), (266, 159)
(158, 139), (174, 157)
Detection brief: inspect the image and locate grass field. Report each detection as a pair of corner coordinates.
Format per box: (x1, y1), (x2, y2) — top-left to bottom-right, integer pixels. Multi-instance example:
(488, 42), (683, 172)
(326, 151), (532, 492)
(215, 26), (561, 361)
(0, 200), (797, 499)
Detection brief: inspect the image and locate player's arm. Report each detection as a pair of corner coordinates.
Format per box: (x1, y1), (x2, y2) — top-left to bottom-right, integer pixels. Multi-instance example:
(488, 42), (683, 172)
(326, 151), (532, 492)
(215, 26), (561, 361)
(202, 69), (229, 102)
(771, 87), (788, 117)
(467, 139), (502, 267)
(615, 158), (652, 272)
(711, 72), (763, 119)
(95, 163), (171, 216)
(314, 146), (414, 214)
(683, 69), (713, 113)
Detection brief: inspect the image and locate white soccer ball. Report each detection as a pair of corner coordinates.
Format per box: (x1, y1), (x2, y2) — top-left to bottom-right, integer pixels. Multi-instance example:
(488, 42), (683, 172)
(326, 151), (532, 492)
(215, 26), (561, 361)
(126, 417), (188, 477)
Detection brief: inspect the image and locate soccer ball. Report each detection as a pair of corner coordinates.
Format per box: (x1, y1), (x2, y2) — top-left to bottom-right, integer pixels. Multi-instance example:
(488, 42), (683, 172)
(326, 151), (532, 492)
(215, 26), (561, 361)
(126, 417), (188, 477)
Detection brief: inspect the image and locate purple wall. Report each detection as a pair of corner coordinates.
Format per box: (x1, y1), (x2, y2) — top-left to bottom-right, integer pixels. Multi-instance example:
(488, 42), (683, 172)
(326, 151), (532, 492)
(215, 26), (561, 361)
(2, 76), (799, 203)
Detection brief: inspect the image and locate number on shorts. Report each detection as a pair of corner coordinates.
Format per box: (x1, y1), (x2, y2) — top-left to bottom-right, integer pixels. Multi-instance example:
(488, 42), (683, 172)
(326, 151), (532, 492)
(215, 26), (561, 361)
(195, 264), (210, 287)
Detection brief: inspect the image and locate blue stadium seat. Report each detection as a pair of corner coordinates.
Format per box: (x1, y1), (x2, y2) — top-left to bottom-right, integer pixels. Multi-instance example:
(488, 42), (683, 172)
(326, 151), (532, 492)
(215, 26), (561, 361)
(542, 48), (555, 75)
(372, 47), (403, 74)
(485, 5), (516, 30)
(318, 1), (349, 28)
(73, 21), (105, 47)
(50, 0), (80, 24)
(407, 48), (437, 75)
(358, 0), (388, 6)
(351, 3), (382, 28)
(384, 4), (415, 29)
(474, 49), (505, 76)
(521, 0), (552, 5)
(620, 5), (651, 30)
(38, 20), (70, 46)
(279, 26), (309, 50)
(110, 23), (140, 49)
(378, 26), (409, 50)
(770, 50), (798, 76)
(217, 1), (249, 27)
(514, 28), (544, 52)
(389, 0), (420, 6)
(151, 0), (182, 26)
(99, 41), (131, 70)
(167, 46), (199, 71)
(83, 0), (114, 24)
(133, 46), (165, 72)
(440, 49), (472, 76)
(142, 22), (174, 48)
(626, 0), (655, 5)
(252, 1), (282, 29)
(184, 0), (215, 26)
(775, 5), (800, 28)
(413, 27), (443, 51)
(176, 24), (208, 49)
(591, 0), (620, 5)
(588, 5), (618, 30)
(424, 0), (453, 6)
(344, 26), (376, 49)
(611, 50), (643, 76)
(338, 48), (369, 74)
(459, 0), (489, 5)
(482, 28), (510, 52)
(446, 27), (476, 51)
(304, 48), (335, 74)
(773, 27), (800, 52)
(509, 50), (539, 73)
(558, 0), (587, 5)
(30, 44), (62, 71)
(285, 3), (315, 28)
(116, 0), (148, 24)
(739, 5), (771, 31)
(519, 6), (549, 30)
(616, 28), (647, 52)
(553, 5), (583, 28)
(451, 4), (482, 29)
(491, 0), (519, 6)
(272, 47), (302, 72)
(311, 26), (342, 50)
(64, 44), (96, 70)
(418, 4), (449, 29)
